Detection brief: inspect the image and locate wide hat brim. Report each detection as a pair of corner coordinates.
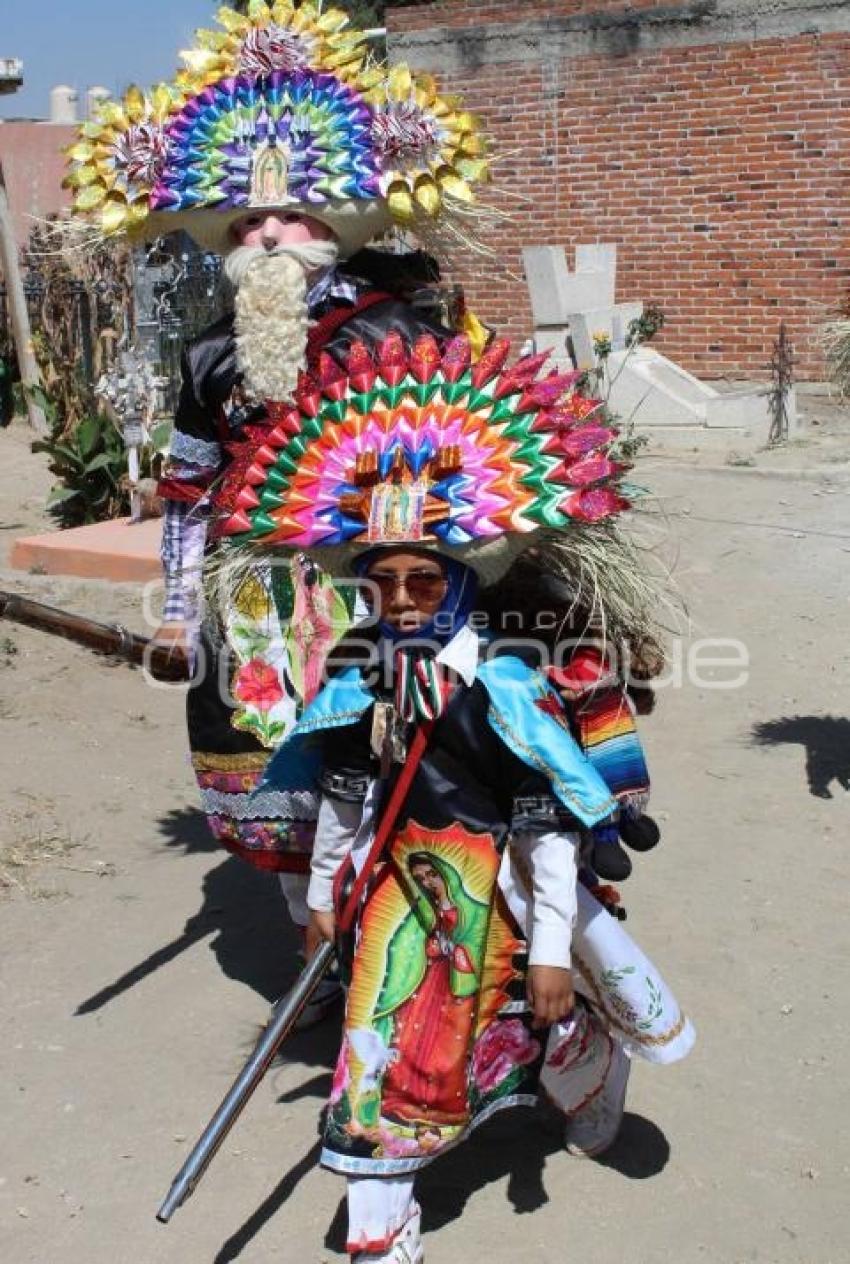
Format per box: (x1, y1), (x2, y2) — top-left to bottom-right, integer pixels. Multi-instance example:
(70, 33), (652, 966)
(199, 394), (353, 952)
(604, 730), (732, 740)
(302, 532), (537, 588)
(144, 199), (392, 260)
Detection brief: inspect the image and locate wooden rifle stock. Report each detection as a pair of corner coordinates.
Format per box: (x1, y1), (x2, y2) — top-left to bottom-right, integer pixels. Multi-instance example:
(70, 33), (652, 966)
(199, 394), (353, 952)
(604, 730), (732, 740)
(0, 590), (191, 682)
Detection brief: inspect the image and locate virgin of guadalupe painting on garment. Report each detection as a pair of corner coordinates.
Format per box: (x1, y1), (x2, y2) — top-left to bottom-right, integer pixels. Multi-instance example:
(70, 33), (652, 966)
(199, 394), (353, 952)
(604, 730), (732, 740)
(324, 824), (546, 1172)
(376, 850), (486, 1127)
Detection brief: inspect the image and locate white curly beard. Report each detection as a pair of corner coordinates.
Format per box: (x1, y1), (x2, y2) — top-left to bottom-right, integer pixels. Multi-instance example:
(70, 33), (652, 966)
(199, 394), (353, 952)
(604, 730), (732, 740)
(226, 240), (339, 403)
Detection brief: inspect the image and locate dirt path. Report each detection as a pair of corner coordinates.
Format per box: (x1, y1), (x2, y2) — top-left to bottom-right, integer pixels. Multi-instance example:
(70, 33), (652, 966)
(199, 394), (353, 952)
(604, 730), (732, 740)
(1, 416), (849, 1263)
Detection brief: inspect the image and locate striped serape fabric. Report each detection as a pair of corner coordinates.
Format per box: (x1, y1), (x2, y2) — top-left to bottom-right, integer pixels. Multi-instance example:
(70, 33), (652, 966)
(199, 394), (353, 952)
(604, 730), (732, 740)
(547, 648), (650, 814)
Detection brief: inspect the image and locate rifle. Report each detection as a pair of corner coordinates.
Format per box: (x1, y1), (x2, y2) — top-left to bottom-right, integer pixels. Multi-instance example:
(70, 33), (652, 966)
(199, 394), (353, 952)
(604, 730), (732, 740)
(0, 590), (191, 682)
(157, 942), (335, 1224)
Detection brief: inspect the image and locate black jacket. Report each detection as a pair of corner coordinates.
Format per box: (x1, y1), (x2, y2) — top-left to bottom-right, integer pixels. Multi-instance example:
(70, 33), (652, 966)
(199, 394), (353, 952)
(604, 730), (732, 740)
(173, 292), (452, 448)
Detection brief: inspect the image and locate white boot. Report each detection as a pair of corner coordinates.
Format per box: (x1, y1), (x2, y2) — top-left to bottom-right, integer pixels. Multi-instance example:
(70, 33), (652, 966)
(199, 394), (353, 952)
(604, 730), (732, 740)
(351, 1207), (424, 1264)
(564, 1041), (630, 1158)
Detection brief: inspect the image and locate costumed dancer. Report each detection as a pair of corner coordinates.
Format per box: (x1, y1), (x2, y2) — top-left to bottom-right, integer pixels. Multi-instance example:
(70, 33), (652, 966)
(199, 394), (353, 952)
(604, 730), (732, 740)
(210, 319), (695, 1259)
(65, 10), (694, 1253)
(63, 2), (491, 1010)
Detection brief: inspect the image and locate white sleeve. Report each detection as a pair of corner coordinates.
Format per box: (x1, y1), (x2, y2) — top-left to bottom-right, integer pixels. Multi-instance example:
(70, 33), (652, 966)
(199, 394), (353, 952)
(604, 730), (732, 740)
(307, 795), (362, 913)
(511, 829), (579, 969)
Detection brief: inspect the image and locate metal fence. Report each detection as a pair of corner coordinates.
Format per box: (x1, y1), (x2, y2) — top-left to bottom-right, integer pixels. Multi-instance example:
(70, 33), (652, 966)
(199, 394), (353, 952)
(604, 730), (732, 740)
(0, 275), (95, 383)
(134, 236), (228, 414)
(1, 240), (460, 420)
(0, 234), (227, 417)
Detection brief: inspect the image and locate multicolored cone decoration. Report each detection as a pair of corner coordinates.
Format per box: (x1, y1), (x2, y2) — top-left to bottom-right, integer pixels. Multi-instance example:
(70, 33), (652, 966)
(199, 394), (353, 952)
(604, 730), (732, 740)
(64, 1), (491, 252)
(213, 334), (630, 565)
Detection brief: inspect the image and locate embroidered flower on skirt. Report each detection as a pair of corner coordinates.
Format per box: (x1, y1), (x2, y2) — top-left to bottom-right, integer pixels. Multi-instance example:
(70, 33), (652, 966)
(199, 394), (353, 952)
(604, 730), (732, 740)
(470, 1017), (541, 1095)
(234, 658), (286, 709)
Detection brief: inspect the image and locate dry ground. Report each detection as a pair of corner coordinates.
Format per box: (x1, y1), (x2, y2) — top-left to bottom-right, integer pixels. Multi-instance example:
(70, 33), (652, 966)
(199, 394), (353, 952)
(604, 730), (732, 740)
(1, 408), (848, 1263)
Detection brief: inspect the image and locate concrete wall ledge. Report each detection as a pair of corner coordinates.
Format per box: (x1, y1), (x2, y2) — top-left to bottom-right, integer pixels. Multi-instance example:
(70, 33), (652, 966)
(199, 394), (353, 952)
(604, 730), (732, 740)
(390, 0), (850, 67)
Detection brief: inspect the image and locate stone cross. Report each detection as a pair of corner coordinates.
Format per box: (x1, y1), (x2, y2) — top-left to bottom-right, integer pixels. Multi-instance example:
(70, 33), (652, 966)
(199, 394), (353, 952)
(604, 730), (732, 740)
(521, 243), (642, 370)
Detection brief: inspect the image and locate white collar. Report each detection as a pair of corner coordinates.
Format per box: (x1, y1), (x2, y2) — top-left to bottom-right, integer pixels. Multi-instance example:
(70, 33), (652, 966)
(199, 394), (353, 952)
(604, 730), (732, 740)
(435, 624), (479, 687)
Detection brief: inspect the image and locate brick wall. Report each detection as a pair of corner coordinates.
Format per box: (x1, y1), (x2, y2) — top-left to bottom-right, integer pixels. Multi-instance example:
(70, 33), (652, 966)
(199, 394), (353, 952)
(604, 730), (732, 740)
(387, 1), (850, 379)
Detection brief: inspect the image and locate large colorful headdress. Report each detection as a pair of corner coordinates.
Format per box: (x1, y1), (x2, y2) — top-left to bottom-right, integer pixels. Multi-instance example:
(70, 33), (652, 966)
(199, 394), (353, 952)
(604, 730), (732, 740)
(64, 1), (491, 257)
(212, 333), (631, 582)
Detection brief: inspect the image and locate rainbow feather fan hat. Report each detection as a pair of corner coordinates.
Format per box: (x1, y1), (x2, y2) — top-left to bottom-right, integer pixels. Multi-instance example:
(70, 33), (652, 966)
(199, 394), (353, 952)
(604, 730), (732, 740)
(211, 332), (632, 583)
(64, 1), (492, 257)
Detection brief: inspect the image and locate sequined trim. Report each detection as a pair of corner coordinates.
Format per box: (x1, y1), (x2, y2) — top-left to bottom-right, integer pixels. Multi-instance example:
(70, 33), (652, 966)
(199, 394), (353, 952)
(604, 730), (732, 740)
(200, 787), (319, 820)
(192, 751), (270, 773)
(290, 706), (369, 737)
(487, 704), (617, 821)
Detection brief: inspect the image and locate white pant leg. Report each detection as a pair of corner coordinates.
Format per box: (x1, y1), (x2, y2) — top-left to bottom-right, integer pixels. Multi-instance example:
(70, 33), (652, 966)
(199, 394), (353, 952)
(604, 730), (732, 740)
(346, 1175), (417, 1256)
(499, 850), (695, 1065)
(278, 872), (310, 929)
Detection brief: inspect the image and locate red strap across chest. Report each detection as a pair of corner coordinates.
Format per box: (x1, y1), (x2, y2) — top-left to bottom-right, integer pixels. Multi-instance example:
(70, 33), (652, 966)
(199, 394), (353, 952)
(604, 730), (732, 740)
(334, 715), (435, 935)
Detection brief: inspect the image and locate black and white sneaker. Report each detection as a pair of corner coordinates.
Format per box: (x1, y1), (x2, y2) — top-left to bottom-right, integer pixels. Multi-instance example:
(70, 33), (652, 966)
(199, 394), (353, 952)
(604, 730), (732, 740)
(293, 974), (344, 1030)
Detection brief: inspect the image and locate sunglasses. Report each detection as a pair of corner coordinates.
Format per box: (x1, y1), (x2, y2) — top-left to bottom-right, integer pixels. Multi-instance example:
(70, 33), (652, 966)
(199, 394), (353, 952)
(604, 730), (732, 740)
(365, 570), (448, 603)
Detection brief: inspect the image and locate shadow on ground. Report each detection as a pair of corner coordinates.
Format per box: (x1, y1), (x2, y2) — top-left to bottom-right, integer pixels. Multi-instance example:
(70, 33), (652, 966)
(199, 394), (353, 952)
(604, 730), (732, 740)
(75, 808), (302, 1013)
(213, 1139), (325, 1264)
(73, 808), (672, 1260)
(209, 1105), (669, 1261)
(416, 1107), (669, 1229)
(751, 715), (850, 799)
(324, 1106), (669, 1256)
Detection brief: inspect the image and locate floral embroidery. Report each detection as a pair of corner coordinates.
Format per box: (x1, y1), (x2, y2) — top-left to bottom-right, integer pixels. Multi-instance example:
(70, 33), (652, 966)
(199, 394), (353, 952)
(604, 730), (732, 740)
(637, 977), (665, 1032)
(598, 967), (663, 1030)
(600, 965), (641, 1027)
(230, 620), (273, 661)
(470, 1018), (541, 1095)
(234, 658), (285, 710)
(226, 568), (296, 749)
(207, 814), (316, 855)
(573, 952), (687, 1048)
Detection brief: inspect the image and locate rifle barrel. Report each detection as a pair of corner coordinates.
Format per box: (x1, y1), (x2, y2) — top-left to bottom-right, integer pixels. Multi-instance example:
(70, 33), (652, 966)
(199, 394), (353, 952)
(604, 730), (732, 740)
(156, 942), (335, 1224)
(0, 591), (190, 681)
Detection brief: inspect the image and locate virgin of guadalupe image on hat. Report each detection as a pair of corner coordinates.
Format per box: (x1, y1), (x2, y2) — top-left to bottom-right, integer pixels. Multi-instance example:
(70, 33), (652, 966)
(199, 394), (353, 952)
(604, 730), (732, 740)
(64, 0), (495, 260)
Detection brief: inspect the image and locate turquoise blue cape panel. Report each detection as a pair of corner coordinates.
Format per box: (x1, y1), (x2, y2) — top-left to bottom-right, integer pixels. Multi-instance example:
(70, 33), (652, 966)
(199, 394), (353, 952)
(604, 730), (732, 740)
(261, 666), (373, 795)
(476, 656), (617, 827)
(262, 656), (617, 827)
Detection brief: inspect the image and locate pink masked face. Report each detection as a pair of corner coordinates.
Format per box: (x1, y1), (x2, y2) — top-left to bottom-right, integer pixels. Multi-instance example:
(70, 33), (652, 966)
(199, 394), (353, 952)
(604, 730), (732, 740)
(231, 210), (335, 250)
